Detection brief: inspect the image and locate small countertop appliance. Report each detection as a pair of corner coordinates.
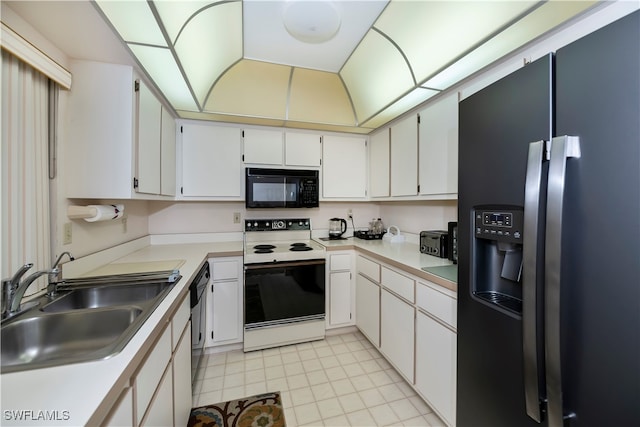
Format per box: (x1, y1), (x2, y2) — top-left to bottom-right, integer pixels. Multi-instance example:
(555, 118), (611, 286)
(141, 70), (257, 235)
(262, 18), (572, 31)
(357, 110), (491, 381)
(328, 218), (347, 239)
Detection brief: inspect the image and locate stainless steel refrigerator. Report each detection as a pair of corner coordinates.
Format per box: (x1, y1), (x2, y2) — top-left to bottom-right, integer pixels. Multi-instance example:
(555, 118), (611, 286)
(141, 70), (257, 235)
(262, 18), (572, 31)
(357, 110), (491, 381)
(457, 11), (639, 427)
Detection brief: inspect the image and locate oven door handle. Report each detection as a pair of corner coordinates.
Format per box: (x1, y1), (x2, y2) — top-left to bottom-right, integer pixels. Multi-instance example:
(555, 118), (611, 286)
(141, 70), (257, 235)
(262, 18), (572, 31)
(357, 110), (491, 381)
(244, 259), (326, 270)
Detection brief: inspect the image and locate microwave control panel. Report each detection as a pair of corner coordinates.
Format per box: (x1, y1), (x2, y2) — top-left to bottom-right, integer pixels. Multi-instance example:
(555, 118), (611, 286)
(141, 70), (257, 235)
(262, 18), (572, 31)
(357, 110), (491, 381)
(300, 178), (319, 205)
(474, 208), (524, 243)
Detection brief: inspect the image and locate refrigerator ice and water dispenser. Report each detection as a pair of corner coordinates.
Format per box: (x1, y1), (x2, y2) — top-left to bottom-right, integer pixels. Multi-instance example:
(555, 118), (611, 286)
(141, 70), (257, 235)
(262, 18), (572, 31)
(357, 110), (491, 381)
(472, 206), (524, 316)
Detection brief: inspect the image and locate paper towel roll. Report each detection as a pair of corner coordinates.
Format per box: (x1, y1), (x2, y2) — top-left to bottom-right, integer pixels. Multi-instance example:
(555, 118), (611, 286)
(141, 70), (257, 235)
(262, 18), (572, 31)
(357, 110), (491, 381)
(84, 204), (124, 222)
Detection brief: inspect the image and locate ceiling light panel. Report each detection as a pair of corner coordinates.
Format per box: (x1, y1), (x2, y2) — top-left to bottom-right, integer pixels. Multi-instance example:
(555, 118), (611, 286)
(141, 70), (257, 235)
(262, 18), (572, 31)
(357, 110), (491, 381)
(173, 2), (243, 106)
(375, 0), (539, 85)
(128, 44), (198, 111)
(95, 0), (166, 46)
(288, 68), (355, 126)
(204, 59), (290, 119)
(153, 1), (213, 43)
(424, 0), (598, 91)
(341, 29), (415, 123)
(362, 86), (439, 129)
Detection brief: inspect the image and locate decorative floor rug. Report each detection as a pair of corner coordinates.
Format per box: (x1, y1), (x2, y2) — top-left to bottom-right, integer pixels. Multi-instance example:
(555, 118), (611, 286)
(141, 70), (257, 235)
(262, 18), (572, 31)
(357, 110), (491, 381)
(188, 391), (286, 427)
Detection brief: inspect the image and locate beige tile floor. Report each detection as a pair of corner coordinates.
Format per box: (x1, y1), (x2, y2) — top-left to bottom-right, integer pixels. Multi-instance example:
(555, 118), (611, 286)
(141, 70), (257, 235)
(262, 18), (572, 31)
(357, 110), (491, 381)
(192, 331), (447, 426)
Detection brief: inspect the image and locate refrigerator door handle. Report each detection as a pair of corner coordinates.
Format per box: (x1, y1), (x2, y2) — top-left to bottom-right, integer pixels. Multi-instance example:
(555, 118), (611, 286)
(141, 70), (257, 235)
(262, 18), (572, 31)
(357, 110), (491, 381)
(522, 140), (548, 422)
(545, 135), (581, 427)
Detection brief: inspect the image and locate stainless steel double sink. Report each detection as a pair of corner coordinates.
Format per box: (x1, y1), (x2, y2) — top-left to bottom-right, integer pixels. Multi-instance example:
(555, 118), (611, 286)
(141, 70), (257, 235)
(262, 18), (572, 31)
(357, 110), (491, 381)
(1, 274), (178, 374)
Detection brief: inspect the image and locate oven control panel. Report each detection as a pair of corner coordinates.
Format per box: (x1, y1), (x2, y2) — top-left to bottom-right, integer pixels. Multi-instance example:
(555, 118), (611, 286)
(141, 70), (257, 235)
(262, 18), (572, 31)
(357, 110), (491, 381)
(245, 218), (311, 231)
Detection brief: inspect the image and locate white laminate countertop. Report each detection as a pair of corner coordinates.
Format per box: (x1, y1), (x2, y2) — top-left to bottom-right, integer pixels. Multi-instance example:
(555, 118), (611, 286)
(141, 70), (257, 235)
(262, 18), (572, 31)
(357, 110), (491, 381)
(316, 237), (458, 292)
(0, 239), (242, 427)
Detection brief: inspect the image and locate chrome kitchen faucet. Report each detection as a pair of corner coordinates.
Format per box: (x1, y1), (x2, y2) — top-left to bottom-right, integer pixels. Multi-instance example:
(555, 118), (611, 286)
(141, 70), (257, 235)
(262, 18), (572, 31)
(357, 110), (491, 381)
(2, 252), (75, 318)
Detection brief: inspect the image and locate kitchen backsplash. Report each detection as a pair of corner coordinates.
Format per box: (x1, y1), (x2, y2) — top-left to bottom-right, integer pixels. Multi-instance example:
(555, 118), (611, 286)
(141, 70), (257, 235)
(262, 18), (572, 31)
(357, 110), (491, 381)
(147, 200), (457, 236)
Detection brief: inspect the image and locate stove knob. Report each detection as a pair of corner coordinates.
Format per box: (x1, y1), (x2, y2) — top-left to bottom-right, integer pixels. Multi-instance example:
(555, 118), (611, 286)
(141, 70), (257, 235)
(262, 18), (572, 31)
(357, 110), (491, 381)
(288, 221), (292, 226)
(246, 222), (252, 228)
(266, 222), (270, 227)
(305, 221), (309, 226)
(298, 221), (303, 226)
(253, 222), (258, 227)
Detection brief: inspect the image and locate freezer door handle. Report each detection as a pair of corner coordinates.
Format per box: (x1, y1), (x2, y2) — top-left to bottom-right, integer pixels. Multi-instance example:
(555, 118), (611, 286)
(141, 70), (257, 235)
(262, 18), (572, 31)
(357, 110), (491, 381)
(523, 140), (548, 422)
(545, 135), (581, 427)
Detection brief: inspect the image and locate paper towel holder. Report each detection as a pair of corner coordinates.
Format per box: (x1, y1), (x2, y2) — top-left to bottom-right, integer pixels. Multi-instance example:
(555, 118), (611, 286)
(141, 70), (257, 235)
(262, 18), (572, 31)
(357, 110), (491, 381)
(67, 204), (124, 222)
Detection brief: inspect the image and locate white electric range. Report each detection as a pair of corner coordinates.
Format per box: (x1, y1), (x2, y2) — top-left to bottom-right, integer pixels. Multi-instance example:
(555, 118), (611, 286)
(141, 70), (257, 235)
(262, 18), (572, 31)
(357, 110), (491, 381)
(242, 218), (326, 352)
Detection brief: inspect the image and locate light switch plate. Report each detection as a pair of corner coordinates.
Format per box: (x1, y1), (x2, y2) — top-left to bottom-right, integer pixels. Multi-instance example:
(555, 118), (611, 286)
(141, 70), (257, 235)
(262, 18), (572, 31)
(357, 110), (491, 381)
(63, 222), (72, 245)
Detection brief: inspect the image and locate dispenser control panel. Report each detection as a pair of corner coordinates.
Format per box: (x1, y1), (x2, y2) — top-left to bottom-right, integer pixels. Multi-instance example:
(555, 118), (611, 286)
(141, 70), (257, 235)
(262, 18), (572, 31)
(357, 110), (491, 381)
(475, 209), (524, 243)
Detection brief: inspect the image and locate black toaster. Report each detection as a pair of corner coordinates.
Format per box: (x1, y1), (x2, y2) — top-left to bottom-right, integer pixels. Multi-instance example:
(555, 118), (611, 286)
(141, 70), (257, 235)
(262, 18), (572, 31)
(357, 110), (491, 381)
(420, 230), (449, 258)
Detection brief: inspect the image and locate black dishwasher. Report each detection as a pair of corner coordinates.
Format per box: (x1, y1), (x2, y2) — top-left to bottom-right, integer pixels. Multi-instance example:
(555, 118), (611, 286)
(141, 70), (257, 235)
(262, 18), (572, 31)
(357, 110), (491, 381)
(190, 261), (209, 386)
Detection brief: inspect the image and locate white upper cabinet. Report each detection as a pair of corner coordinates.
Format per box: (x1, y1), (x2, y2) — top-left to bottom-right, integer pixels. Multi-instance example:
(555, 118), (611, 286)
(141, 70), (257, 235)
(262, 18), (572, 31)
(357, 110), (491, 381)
(160, 107), (177, 197)
(65, 60), (175, 199)
(322, 135), (367, 199)
(285, 132), (322, 167)
(390, 114), (418, 196)
(243, 128), (283, 165)
(418, 92), (459, 197)
(369, 128), (390, 198)
(136, 81), (161, 195)
(180, 122), (243, 198)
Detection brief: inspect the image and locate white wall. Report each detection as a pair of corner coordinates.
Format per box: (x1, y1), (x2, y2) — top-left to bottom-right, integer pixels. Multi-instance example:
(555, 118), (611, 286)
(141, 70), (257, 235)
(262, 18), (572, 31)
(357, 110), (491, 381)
(50, 86), (151, 259)
(378, 201), (457, 235)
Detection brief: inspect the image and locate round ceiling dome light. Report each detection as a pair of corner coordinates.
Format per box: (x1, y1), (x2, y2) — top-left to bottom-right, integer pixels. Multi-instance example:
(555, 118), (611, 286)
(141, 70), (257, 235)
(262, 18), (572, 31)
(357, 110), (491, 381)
(283, 1), (341, 44)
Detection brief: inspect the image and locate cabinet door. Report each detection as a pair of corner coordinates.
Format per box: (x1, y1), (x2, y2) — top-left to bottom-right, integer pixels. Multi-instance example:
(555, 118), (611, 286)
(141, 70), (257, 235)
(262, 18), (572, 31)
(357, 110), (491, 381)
(243, 128), (283, 165)
(102, 387), (133, 427)
(66, 60), (134, 199)
(322, 135), (367, 198)
(285, 132), (321, 167)
(141, 363), (173, 427)
(181, 123), (242, 197)
(390, 114), (418, 196)
(160, 107), (177, 196)
(419, 92), (458, 196)
(136, 80), (162, 195)
(369, 128), (390, 197)
(356, 274), (380, 347)
(173, 322), (193, 427)
(381, 289), (415, 382)
(135, 328), (171, 425)
(416, 311), (457, 426)
(209, 280), (242, 344)
(330, 271), (352, 326)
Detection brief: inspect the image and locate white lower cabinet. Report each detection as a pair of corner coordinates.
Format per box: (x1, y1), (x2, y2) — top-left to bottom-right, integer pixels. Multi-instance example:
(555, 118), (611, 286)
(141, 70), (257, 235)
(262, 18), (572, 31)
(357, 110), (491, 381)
(102, 386), (133, 427)
(135, 328), (172, 425)
(355, 255), (457, 427)
(355, 273), (380, 347)
(207, 257), (243, 347)
(101, 293), (191, 427)
(380, 289), (415, 382)
(141, 363), (173, 427)
(173, 321), (193, 427)
(416, 311), (457, 427)
(327, 252), (354, 328)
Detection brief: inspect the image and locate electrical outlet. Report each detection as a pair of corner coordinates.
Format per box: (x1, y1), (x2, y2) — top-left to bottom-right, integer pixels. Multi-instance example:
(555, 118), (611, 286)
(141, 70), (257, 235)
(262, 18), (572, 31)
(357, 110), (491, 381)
(63, 222), (72, 245)
(347, 208), (353, 219)
(122, 217), (127, 233)
(233, 212), (241, 224)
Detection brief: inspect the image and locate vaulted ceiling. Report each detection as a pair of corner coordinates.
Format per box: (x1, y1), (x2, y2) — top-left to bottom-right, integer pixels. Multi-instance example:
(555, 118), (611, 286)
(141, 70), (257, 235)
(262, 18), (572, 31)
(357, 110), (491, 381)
(8, 0), (600, 134)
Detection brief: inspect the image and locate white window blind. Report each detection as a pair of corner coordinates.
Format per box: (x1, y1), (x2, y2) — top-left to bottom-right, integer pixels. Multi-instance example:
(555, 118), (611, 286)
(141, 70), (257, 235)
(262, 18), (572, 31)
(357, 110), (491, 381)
(1, 49), (52, 295)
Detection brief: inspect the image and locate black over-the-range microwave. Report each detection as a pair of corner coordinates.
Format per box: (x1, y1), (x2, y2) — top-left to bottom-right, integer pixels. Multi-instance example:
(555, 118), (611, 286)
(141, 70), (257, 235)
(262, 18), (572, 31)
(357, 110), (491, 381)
(245, 168), (319, 208)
